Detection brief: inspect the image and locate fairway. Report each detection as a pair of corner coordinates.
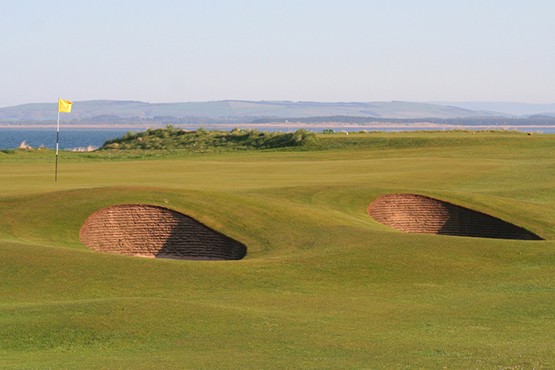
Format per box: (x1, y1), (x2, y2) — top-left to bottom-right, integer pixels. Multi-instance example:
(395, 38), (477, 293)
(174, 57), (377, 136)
(1, 132), (554, 368)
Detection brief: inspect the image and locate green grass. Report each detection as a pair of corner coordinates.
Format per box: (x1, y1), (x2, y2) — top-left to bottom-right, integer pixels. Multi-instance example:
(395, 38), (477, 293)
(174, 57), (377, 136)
(1, 131), (554, 368)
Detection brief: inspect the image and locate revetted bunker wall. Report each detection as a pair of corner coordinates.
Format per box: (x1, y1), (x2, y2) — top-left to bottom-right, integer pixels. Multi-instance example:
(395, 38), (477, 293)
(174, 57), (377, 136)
(80, 204), (247, 260)
(368, 194), (542, 240)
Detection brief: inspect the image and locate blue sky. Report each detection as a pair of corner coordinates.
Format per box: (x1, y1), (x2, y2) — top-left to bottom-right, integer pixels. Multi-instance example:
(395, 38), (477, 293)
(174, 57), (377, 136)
(2, 0), (554, 106)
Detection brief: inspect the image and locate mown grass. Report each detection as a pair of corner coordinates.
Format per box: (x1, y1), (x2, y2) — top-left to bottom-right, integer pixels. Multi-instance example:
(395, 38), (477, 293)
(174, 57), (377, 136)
(0, 131), (554, 368)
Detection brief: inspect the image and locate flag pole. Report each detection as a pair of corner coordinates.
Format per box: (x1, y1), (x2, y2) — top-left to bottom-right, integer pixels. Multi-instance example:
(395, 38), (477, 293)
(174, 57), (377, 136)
(55, 98), (71, 182)
(55, 103), (60, 182)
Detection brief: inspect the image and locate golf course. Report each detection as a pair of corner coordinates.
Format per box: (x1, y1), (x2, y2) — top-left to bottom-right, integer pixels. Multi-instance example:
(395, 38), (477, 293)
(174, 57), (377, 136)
(1, 130), (554, 368)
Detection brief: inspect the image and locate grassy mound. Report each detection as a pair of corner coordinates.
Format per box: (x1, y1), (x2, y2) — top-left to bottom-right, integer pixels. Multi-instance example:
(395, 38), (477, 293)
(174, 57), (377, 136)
(100, 126), (317, 151)
(1, 131), (554, 368)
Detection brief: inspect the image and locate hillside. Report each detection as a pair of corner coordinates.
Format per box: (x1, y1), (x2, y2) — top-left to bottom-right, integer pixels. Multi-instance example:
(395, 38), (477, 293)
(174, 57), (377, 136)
(0, 100), (500, 124)
(440, 101), (555, 116)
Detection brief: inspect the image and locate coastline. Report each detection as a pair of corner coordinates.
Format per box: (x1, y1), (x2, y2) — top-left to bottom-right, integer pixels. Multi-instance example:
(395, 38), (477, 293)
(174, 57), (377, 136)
(2, 122), (555, 131)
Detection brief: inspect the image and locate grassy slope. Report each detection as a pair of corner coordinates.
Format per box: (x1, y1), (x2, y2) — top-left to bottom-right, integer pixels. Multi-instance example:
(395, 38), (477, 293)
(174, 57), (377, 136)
(0, 132), (554, 368)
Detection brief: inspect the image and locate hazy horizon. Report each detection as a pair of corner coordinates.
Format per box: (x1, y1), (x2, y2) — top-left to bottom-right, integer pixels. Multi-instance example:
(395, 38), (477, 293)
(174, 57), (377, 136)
(3, 1), (554, 107)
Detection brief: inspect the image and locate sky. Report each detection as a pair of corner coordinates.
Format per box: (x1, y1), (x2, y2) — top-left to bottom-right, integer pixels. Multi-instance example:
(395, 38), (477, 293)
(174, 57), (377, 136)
(2, 0), (554, 107)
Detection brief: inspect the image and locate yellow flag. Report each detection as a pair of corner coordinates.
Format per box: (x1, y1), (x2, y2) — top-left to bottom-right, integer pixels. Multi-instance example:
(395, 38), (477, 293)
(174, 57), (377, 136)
(58, 99), (72, 113)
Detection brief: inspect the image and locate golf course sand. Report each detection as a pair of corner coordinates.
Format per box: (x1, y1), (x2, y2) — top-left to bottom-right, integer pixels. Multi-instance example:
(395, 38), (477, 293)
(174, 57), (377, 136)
(368, 193), (543, 240)
(80, 204), (247, 260)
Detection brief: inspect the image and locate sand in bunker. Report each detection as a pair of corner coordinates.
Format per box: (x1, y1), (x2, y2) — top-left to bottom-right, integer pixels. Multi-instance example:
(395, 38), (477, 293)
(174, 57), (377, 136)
(368, 194), (542, 240)
(80, 204), (247, 260)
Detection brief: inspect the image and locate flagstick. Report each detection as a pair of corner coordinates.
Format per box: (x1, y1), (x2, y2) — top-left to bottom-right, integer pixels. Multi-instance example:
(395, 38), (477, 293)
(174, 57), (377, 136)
(55, 109), (60, 182)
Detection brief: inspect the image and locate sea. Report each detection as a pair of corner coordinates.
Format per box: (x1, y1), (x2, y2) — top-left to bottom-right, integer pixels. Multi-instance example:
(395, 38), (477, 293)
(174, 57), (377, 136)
(0, 128), (132, 150)
(1, 126), (554, 150)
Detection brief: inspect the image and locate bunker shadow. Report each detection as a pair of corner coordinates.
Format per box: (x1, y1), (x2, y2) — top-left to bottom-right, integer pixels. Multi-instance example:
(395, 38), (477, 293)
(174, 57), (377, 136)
(155, 212), (247, 260)
(437, 201), (543, 240)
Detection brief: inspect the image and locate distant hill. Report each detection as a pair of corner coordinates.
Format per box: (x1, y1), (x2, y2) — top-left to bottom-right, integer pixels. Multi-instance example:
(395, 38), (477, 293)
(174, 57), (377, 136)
(436, 101), (555, 117)
(0, 100), (503, 125)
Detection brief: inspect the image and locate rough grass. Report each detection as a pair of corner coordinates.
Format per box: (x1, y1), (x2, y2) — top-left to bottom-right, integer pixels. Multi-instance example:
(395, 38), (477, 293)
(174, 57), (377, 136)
(100, 126), (317, 151)
(0, 131), (554, 368)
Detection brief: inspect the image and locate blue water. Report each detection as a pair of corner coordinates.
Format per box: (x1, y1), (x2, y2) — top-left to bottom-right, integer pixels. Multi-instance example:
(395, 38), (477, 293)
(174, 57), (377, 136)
(0, 128), (132, 150)
(1, 126), (554, 150)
